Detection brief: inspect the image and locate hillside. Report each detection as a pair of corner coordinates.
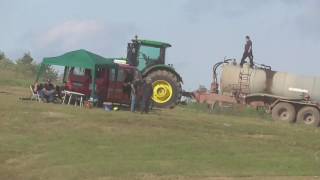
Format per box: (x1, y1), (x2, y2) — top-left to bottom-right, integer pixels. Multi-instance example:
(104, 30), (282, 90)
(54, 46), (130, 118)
(0, 68), (35, 87)
(0, 54), (57, 87)
(0, 85), (320, 180)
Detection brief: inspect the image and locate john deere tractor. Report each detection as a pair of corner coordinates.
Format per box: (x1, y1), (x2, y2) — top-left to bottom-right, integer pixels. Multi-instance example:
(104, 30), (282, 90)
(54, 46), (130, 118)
(126, 37), (183, 108)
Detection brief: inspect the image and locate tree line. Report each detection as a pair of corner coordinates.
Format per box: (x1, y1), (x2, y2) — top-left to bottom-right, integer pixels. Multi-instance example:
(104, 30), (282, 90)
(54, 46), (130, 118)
(0, 51), (58, 81)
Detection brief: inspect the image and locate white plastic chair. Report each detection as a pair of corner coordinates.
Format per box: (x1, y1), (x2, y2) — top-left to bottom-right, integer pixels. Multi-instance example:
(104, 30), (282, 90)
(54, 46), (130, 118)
(30, 85), (40, 102)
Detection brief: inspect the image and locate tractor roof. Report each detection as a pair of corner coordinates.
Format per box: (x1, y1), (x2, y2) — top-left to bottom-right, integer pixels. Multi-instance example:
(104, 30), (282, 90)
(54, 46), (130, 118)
(136, 39), (171, 48)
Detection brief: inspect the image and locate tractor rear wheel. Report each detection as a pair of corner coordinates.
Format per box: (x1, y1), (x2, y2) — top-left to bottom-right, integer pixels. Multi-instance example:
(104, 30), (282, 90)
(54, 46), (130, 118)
(271, 102), (296, 123)
(146, 70), (182, 108)
(296, 106), (320, 127)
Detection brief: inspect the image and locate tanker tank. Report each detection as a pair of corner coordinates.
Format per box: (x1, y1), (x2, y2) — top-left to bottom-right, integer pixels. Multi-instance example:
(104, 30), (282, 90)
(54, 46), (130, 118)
(220, 63), (320, 102)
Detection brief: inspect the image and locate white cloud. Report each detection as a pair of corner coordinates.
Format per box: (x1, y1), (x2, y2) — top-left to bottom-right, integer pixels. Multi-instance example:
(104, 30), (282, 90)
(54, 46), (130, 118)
(36, 20), (104, 48)
(25, 20), (138, 61)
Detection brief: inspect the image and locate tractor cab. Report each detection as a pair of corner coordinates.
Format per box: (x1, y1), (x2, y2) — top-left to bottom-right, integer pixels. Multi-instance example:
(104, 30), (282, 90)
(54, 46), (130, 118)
(127, 38), (171, 72)
(125, 37), (182, 108)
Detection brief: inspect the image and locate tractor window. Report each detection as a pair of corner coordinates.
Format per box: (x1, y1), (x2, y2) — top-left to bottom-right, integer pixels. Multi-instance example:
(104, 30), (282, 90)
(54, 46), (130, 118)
(138, 45), (161, 71)
(140, 46), (160, 60)
(117, 69), (126, 82)
(95, 68), (104, 78)
(127, 43), (138, 66)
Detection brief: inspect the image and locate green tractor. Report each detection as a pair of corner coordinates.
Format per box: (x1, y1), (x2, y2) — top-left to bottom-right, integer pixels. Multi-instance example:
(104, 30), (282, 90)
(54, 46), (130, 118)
(125, 37), (183, 108)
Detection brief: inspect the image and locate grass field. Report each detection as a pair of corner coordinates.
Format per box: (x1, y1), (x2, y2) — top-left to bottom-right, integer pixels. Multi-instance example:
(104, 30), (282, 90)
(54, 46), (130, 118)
(1, 85), (320, 180)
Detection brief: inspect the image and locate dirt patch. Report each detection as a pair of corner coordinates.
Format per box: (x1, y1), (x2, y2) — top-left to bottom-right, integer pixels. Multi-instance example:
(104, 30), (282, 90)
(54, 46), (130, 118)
(241, 134), (274, 140)
(5, 153), (46, 168)
(41, 111), (73, 119)
(0, 91), (11, 95)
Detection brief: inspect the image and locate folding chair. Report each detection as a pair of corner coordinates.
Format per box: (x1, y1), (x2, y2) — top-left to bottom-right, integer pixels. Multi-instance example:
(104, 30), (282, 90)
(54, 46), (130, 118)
(30, 85), (40, 102)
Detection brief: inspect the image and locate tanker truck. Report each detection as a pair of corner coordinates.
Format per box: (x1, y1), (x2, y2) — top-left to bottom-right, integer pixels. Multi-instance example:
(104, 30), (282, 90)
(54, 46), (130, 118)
(195, 59), (320, 127)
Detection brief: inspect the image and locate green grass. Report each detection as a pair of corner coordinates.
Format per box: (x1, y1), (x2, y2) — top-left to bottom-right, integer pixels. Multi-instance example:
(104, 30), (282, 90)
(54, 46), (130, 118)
(181, 102), (271, 119)
(1, 86), (320, 180)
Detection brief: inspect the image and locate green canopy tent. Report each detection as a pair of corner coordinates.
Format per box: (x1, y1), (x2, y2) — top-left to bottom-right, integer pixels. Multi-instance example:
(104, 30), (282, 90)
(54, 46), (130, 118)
(36, 49), (117, 98)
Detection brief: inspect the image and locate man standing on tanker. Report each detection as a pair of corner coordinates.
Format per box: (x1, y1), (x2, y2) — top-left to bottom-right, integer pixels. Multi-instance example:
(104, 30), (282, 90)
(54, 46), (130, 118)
(240, 35), (254, 68)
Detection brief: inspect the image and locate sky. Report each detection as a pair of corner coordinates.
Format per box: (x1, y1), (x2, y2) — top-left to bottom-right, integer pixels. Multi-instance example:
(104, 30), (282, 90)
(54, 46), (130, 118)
(1, 0), (319, 90)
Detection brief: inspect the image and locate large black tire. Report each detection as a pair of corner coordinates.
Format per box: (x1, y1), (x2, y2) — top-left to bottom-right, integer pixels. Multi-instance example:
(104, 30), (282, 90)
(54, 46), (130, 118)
(271, 102), (296, 123)
(146, 70), (182, 108)
(296, 106), (320, 127)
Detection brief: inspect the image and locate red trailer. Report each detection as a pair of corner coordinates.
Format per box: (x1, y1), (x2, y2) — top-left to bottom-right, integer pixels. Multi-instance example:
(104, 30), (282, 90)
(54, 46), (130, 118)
(65, 64), (140, 105)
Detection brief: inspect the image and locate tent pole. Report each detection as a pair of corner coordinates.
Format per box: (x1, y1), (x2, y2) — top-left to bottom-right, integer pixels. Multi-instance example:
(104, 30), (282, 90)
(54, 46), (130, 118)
(63, 66), (69, 83)
(91, 66), (96, 99)
(35, 64), (45, 82)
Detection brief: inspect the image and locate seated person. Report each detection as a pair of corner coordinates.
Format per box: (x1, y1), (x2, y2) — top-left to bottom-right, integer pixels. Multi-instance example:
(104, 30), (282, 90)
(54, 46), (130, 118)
(39, 79), (56, 102)
(55, 85), (64, 100)
(32, 81), (45, 94)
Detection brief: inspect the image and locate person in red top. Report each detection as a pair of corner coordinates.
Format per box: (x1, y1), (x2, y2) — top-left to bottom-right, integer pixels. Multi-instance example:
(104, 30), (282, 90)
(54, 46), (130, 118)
(240, 35), (254, 68)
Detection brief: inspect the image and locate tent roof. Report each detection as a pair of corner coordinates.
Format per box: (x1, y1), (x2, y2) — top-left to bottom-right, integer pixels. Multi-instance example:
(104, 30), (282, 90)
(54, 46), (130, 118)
(41, 49), (116, 69)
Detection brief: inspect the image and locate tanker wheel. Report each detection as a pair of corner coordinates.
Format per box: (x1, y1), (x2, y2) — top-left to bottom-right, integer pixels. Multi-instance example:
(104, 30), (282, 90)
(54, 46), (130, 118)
(146, 70), (182, 108)
(296, 106), (320, 127)
(271, 102), (296, 123)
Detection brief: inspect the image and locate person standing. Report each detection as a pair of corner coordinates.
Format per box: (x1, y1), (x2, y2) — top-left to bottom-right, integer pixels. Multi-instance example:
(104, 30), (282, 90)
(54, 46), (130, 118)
(130, 82), (137, 112)
(141, 77), (153, 114)
(130, 70), (142, 112)
(240, 35), (254, 68)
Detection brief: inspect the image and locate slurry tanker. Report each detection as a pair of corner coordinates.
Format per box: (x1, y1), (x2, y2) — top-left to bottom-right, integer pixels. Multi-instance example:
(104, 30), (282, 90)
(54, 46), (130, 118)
(195, 59), (320, 127)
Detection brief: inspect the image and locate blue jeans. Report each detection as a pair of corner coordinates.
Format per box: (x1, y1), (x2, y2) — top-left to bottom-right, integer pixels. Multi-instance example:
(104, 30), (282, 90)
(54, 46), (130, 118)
(130, 94), (136, 112)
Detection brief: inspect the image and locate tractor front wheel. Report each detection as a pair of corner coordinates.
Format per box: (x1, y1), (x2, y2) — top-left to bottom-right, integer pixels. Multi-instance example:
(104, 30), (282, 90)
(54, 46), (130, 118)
(146, 70), (182, 108)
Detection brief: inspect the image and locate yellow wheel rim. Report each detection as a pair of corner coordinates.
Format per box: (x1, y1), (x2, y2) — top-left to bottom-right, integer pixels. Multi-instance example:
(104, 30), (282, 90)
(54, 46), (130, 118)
(152, 80), (173, 104)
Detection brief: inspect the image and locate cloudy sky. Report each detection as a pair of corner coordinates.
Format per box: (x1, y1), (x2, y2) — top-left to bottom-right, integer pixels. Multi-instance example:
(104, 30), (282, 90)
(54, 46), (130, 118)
(1, 0), (319, 90)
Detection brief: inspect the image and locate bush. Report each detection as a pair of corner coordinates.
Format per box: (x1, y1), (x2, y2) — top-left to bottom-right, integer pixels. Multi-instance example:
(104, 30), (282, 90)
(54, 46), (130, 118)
(0, 52), (14, 69)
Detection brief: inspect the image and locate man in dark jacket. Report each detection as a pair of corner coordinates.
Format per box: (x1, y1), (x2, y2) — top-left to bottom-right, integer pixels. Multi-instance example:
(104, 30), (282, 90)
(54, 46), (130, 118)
(141, 77), (153, 114)
(240, 35), (254, 68)
(39, 79), (55, 102)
